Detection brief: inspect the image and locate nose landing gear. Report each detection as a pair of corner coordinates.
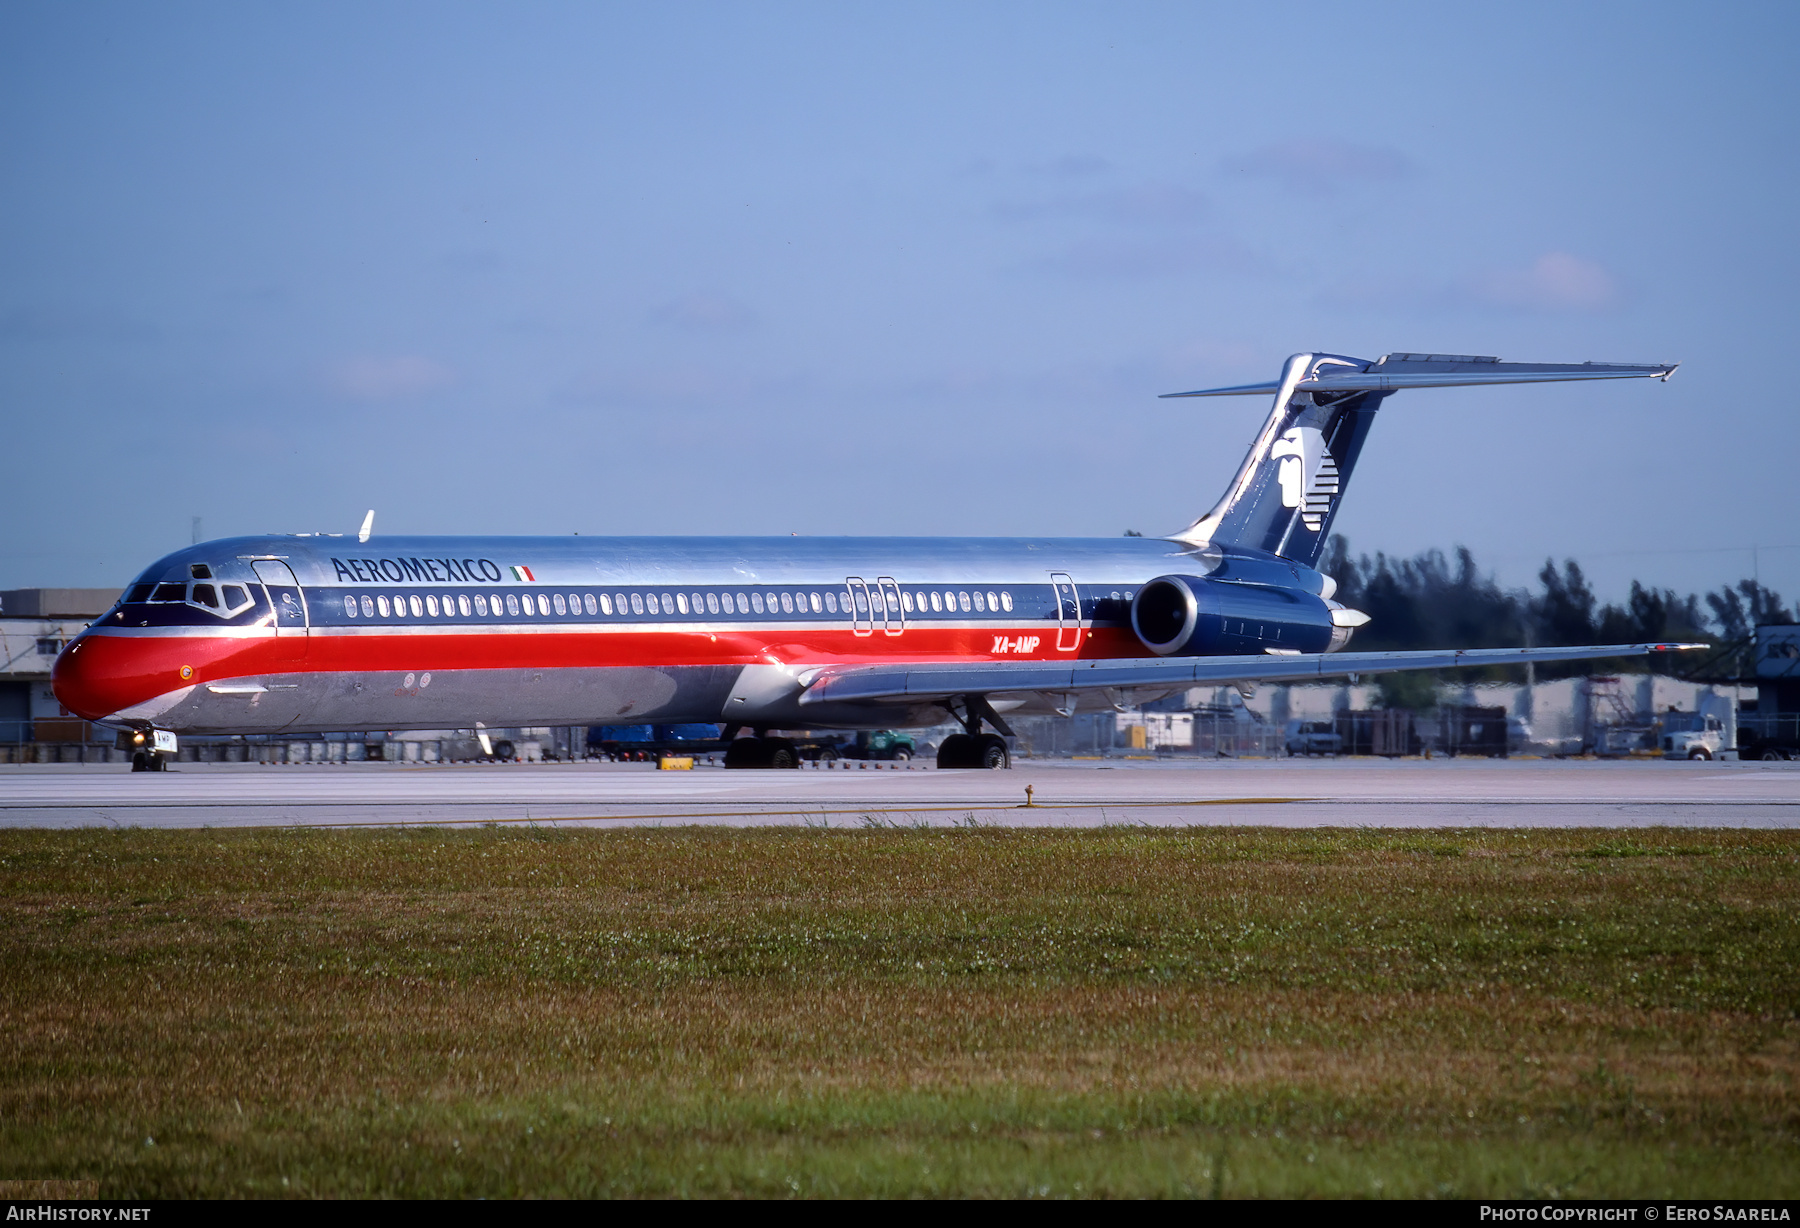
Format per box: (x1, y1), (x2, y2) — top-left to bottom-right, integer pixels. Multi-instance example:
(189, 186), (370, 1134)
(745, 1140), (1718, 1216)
(127, 728), (177, 772)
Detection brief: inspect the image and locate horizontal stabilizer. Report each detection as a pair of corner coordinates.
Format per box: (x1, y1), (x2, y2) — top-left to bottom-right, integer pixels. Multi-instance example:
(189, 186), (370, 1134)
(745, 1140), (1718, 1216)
(1162, 353), (1677, 398)
(799, 642), (1706, 706)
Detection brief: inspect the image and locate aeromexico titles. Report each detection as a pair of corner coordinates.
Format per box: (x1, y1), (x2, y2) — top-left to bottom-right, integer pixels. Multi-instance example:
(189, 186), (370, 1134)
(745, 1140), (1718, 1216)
(53, 350), (1699, 769)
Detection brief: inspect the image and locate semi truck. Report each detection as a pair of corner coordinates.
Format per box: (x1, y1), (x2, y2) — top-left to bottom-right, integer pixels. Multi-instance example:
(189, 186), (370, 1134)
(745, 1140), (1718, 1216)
(1737, 712), (1800, 761)
(587, 723), (727, 760)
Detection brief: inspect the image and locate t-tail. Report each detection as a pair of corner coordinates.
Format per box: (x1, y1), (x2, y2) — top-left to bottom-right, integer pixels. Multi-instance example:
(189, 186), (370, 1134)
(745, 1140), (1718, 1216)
(1161, 351), (1678, 568)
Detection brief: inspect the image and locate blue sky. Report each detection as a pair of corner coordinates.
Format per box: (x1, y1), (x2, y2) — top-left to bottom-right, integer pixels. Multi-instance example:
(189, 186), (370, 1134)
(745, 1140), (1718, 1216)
(3, 1), (1795, 606)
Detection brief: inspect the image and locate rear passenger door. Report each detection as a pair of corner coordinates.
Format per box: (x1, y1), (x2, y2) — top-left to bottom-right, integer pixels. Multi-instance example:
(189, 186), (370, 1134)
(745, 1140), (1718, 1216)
(1050, 572), (1082, 652)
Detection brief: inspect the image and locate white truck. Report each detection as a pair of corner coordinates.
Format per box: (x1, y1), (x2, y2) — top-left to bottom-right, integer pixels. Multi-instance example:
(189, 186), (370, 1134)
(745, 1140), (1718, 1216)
(1660, 711), (1729, 760)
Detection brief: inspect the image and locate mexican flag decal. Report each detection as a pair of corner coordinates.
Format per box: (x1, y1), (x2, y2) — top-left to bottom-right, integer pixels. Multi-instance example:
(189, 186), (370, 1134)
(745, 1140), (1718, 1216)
(511, 565), (535, 582)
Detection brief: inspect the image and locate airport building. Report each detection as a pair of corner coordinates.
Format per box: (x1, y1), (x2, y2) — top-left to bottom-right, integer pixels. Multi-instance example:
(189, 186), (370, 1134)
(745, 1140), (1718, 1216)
(0, 588), (122, 761)
(1006, 655), (1783, 760)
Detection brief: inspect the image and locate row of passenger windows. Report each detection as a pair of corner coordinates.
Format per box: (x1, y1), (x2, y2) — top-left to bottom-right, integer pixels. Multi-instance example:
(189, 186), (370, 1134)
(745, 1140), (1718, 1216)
(341, 587), (1018, 621)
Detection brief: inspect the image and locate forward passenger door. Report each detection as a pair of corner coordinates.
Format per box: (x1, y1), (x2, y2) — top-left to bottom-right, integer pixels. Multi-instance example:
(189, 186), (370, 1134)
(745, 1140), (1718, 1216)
(251, 560), (309, 663)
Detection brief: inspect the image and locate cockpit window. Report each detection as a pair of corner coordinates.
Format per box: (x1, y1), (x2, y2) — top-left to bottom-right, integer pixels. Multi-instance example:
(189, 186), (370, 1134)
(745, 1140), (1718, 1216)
(128, 584), (154, 604)
(151, 583), (186, 602)
(189, 564), (213, 579)
(221, 585), (248, 610)
(190, 584), (219, 608)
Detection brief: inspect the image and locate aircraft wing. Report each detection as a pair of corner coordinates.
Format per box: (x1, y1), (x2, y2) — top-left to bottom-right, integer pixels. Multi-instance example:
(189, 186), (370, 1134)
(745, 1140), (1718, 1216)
(1161, 353), (1677, 398)
(797, 642), (1705, 707)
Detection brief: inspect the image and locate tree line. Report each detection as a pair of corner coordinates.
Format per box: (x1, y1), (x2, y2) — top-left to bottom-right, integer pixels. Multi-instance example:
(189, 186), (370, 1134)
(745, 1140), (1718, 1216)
(1316, 537), (1795, 682)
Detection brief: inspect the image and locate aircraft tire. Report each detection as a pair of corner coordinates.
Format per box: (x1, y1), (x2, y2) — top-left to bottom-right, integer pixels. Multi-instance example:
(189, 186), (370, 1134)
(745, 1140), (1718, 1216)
(976, 734), (1010, 770)
(936, 734), (977, 769)
(723, 738), (765, 769)
(131, 752), (147, 772)
(765, 738), (799, 770)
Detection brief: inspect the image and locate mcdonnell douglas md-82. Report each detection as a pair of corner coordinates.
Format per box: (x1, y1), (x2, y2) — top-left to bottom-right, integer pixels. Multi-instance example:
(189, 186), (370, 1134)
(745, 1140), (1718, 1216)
(53, 350), (1695, 770)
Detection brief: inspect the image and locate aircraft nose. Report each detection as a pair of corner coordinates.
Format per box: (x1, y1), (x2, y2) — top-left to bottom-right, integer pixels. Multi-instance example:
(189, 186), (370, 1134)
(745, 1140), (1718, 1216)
(51, 634), (150, 721)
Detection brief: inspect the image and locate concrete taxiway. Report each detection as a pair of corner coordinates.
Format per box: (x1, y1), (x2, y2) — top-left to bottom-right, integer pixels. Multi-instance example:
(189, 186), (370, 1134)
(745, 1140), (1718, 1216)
(0, 757), (1796, 829)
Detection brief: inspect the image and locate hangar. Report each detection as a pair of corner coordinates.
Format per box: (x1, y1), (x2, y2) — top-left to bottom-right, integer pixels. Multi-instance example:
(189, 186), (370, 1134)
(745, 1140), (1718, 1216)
(0, 588), (120, 762)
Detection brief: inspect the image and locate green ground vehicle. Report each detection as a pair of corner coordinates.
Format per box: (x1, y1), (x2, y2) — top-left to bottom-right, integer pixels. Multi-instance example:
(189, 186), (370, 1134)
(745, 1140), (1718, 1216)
(843, 730), (916, 761)
(792, 730), (917, 763)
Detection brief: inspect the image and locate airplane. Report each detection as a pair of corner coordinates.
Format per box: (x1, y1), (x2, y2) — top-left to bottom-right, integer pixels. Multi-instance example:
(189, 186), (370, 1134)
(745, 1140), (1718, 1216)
(52, 350), (1698, 771)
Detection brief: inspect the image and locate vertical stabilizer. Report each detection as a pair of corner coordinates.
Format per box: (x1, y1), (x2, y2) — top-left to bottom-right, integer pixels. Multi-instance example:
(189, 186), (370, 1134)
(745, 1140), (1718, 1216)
(1160, 350), (1677, 567)
(1166, 352), (1386, 567)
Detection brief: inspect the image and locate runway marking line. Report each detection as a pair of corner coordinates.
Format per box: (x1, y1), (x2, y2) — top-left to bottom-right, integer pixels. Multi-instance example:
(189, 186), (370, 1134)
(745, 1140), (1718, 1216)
(0, 796), (1321, 812)
(6, 796), (1795, 813)
(293, 797), (1317, 829)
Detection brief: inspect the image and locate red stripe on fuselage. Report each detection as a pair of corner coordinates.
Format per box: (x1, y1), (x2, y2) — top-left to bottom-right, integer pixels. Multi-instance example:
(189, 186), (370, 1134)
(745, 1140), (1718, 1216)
(54, 624), (1145, 720)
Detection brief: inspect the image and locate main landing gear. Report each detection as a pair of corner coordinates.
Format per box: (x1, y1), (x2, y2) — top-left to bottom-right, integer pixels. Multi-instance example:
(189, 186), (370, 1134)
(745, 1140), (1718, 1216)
(721, 700), (1013, 771)
(723, 731), (800, 770)
(936, 695), (1012, 770)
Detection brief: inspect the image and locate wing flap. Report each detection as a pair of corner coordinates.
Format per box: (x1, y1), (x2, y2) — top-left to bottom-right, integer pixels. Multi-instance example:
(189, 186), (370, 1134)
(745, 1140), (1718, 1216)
(798, 643), (1705, 705)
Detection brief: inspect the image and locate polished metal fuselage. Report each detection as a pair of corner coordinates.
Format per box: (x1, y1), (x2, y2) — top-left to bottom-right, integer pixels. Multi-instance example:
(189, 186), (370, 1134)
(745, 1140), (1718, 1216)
(58, 534), (1326, 735)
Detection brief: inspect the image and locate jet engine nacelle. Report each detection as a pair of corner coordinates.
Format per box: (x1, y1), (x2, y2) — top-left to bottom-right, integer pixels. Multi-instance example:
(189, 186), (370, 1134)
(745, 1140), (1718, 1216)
(1129, 574), (1337, 657)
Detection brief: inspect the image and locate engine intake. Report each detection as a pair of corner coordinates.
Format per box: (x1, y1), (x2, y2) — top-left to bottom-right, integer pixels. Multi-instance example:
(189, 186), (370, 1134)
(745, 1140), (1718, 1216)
(1130, 574), (1336, 656)
(1131, 576), (1203, 656)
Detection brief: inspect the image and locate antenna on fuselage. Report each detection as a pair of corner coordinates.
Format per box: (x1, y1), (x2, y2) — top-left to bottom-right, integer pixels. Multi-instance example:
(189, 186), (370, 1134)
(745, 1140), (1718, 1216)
(357, 510), (375, 543)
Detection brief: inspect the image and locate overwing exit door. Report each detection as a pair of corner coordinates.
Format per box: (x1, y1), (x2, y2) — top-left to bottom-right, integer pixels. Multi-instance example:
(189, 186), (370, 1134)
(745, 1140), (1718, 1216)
(252, 559), (309, 662)
(876, 577), (905, 637)
(845, 577), (873, 637)
(1050, 572), (1082, 652)
(846, 576), (906, 638)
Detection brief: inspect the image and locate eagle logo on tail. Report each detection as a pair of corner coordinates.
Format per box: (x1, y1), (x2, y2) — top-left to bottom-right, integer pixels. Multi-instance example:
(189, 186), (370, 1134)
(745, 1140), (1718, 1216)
(1271, 426), (1339, 532)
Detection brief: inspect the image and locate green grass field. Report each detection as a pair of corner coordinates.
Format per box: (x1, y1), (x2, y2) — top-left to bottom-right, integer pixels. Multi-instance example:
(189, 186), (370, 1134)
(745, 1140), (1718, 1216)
(1, 825), (1796, 1198)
